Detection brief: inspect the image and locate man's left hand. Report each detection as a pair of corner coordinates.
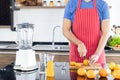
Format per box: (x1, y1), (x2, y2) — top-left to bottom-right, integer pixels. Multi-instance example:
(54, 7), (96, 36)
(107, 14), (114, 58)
(89, 54), (99, 65)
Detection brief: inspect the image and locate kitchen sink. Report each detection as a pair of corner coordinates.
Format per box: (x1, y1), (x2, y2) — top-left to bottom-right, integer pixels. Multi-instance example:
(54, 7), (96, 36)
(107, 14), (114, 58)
(33, 44), (69, 51)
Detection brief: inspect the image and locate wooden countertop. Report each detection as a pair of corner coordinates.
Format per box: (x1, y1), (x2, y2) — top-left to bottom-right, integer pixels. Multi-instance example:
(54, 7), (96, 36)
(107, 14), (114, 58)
(0, 50), (120, 69)
(0, 54), (15, 69)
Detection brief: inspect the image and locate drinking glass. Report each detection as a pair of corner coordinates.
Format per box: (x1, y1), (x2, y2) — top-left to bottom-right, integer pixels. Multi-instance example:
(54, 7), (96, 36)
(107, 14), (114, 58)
(39, 53), (55, 74)
(39, 53), (47, 74)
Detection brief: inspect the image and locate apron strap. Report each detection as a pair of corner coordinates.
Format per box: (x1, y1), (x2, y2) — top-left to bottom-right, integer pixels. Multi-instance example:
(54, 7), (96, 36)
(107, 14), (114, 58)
(93, 0), (97, 8)
(77, 0), (81, 9)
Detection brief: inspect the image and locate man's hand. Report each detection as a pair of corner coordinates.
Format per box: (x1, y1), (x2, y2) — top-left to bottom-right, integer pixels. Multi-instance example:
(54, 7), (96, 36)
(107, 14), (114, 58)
(89, 54), (99, 65)
(77, 43), (87, 57)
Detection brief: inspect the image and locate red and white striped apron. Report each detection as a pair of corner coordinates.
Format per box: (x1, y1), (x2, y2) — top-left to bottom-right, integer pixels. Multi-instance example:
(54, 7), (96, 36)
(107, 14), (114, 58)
(70, 0), (106, 65)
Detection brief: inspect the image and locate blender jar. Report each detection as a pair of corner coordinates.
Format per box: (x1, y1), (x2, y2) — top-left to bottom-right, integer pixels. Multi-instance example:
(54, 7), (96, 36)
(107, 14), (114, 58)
(16, 23), (34, 49)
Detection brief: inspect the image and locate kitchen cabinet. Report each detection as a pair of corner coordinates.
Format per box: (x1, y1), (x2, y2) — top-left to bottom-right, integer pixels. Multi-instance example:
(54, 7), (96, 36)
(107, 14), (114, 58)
(0, 0), (10, 25)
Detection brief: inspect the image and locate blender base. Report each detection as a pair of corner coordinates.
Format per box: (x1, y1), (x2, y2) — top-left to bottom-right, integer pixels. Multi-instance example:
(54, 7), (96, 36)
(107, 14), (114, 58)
(14, 49), (38, 71)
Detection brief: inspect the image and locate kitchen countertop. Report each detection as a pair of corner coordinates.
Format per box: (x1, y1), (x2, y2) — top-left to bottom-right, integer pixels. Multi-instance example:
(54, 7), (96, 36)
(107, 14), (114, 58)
(0, 62), (115, 80)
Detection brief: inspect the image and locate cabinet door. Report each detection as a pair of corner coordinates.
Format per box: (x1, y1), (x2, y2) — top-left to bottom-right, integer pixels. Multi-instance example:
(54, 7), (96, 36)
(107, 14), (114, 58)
(0, 0), (10, 25)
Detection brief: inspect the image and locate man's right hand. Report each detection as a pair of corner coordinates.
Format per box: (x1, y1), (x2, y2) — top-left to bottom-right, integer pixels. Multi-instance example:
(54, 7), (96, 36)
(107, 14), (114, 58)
(77, 43), (87, 57)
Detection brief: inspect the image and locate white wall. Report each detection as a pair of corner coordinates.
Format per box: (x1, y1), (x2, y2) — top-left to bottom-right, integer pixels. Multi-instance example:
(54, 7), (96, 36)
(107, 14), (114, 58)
(14, 8), (68, 42)
(105, 0), (120, 26)
(0, 0), (120, 42)
(0, 28), (16, 41)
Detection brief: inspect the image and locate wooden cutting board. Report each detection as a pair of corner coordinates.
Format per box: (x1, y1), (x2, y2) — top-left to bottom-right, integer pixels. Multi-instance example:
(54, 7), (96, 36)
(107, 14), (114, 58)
(70, 63), (102, 70)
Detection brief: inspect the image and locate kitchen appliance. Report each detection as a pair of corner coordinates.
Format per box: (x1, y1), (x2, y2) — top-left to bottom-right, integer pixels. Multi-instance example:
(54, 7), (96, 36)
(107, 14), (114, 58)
(15, 70), (37, 80)
(14, 23), (38, 71)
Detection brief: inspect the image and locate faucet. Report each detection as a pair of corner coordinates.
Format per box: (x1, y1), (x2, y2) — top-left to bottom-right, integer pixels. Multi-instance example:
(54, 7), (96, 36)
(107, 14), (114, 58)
(52, 25), (60, 49)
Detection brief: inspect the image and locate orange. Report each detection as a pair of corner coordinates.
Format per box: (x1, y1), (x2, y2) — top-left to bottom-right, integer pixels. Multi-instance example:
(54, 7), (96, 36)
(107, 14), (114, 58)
(112, 70), (120, 79)
(75, 63), (82, 68)
(108, 62), (116, 70)
(83, 59), (89, 66)
(77, 76), (86, 80)
(99, 68), (108, 77)
(70, 61), (76, 66)
(77, 68), (86, 76)
(114, 64), (120, 70)
(86, 70), (96, 78)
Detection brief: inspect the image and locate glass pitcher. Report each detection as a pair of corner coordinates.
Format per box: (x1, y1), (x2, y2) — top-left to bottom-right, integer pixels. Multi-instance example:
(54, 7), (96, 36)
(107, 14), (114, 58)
(16, 23), (34, 49)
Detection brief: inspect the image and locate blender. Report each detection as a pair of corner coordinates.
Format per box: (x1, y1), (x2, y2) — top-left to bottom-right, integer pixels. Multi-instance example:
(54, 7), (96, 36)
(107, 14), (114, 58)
(14, 23), (38, 71)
